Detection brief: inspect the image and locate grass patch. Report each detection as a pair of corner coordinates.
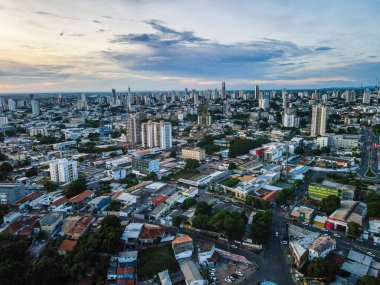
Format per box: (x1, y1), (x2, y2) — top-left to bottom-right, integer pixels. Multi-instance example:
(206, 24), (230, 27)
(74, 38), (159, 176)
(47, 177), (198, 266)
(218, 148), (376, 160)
(365, 168), (376, 178)
(137, 244), (179, 280)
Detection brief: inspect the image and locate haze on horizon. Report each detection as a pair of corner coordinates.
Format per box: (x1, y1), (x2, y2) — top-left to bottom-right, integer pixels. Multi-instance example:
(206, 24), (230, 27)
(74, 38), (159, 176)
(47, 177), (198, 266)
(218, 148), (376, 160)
(0, 0), (379, 93)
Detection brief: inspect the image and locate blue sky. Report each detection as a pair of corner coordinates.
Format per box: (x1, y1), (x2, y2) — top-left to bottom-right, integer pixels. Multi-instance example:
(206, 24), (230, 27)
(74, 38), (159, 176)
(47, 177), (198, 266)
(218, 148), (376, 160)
(0, 0), (379, 92)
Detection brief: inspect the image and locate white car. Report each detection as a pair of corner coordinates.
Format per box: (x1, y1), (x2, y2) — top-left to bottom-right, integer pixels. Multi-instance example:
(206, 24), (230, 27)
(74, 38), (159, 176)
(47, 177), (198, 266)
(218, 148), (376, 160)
(275, 232), (279, 237)
(367, 252), (375, 257)
(235, 271), (243, 276)
(333, 233), (341, 238)
(302, 222), (308, 226)
(281, 241), (288, 245)
(224, 278), (232, 284)
(231, 244), (238, 249)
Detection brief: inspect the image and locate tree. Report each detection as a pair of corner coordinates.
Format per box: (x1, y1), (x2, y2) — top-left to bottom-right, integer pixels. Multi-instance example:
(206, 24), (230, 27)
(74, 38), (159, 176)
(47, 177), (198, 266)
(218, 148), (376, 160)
(320, 195), (341, 215)
(306, 258), (337, 282)
(111, 130), (122, 138)
(169, 150), (177, 158)
(181, 197), (197, 210)
(144, 172), (158, 181)
(347, 222), (362, 238)
(320, 146), (331, 154)
(88, 132), (100, 141)
(107, 200), (123, 211)
(25, 167), (38, 177)
(172, 216), (183, 227)
(195, 201), (213, 216)
(367, 193), (380, 218)
(43, 181), (58, 192)
(228, 162), (237, 170)
(316, 177), (324, 183)
(251, 211), (273, 243)
(0, 152), (7, 161)
(229, 137), (269, 158)
(0, 204), (9, 221)
(355, 275), (379, 285)
(64, 178), (87, 198)
(185, 158), (199, 170)
(0, 162), (13, 180)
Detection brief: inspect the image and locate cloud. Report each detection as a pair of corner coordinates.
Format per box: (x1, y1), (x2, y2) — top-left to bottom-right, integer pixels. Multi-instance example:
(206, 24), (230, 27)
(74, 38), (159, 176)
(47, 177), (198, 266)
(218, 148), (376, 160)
(108, 20), (313, 78)
(102, 15), (112, 19)
(93, 20), (102, 24)
(0, 61), (71, 79)
(34, 11), (78, 20)
(59, 31), (64, 36)
(315, 46), (334, 51)
(71, 33), (85, 37)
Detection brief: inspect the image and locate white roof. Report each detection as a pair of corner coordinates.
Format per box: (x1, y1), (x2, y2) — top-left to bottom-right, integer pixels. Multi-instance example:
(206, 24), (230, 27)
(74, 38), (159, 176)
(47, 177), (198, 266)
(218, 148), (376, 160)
(123, 223), (143, 239)
(145, 182), (167, 190)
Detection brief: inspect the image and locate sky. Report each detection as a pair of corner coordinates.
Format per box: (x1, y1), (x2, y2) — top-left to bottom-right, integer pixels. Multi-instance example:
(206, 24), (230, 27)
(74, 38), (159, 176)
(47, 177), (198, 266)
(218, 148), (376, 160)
(0, 0), (379, 92)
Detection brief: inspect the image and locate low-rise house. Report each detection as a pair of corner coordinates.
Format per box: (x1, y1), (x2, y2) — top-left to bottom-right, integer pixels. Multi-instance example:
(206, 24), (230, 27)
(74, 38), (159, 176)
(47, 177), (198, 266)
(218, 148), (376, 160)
(138, 224), (165, 244)
(308, 235), (336, 260)
(326, 200), (367, 232)
(58, 239), (77, 255)
(179, 259), (206, 285)
(197, 242), (216, 266)
(172, 235), (194, 260)
(122, 223), (144, 244)
(40, 212), (64, 234)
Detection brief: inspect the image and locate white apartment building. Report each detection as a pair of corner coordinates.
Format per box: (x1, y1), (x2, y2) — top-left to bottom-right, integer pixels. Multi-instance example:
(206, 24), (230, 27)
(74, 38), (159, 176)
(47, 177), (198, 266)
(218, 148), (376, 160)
(0, 116), (8, 126)
(310, 104), (327, 137)
(31, 99), (40, 116)
(126, 114), (138, 145)
(141, 120), (172, 149)
(283, 109), (299, 128)
(49, 158), (78, 183)
(259, 98), (269, 110)
(8, 99), (16, 111)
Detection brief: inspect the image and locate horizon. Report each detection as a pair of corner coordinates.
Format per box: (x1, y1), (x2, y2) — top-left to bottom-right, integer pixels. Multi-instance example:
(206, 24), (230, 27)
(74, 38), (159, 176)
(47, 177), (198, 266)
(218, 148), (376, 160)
(0, 0), (379, 92)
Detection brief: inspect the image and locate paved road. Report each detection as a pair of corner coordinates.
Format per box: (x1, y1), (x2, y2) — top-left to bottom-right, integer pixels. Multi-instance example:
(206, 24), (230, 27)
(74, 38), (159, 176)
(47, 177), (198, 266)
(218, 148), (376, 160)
(359, 128), (379, 179)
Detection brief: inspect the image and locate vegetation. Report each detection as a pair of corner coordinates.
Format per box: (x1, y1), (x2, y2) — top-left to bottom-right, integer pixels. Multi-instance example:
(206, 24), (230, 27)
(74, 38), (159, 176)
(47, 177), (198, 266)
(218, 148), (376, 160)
(365, 168), (376, 178)
(347, 222), (362, 238)
(0, 151), (8, 161)
(228, 162), (237, 170)
(367, 193), (380, 218)
(0, 205), (10, 221)
(275, 188), (295, 205)
(64, 178), (87, 198)
(355, 275), (380, 285)
(181, 197), (197, 210)
(222, 177), (240, 188)
(137, 244), (179, 281)
(107, 200), (123, 211)
(25, 167), (38, 177)
(185, 158), (200, 170)
(320, 195), (341, 215)
(43, 181), (58, 192)
(245, 196), (270, 210)
(172, 215), (183, 227)
(0, 162), (13, 180)
(251, 211), (273, 243)
(229, 137), (269, 158)
(306, 258), (337, 282)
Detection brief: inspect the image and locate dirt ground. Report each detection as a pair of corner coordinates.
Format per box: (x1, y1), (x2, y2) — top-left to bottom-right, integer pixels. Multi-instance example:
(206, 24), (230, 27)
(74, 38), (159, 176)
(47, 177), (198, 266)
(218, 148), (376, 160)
(214, 261), (254, 285)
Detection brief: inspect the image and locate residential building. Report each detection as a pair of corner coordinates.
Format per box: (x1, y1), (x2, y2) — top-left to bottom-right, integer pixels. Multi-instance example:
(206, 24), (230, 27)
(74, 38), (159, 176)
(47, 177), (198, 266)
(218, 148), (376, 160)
(0, 116), (8, 125)
(49, 158), (78, 183)
(126, 114), (138, 145)
(182, 147), (206, 161)
(132, 158), (159, 174)
(308, 235), (336, 260)
(160, 121), (172, 149)
(141, 120), (172, 149)
(8, 98), (16, 111)
(326, 200), (367, 231)
(0, 183), (26, 204)
(310, 104), (327, 137)
(31, 99), (40, 116)
(179, 259), (206, 285)
(40, 212), (63, 234)
(172, 235), (194, 260)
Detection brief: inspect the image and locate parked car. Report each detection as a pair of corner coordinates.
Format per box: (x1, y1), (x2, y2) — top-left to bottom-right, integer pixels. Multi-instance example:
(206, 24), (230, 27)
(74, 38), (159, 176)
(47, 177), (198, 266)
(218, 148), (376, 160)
(281, 240), (288, 245)
(235, 271), (243, 276)
(333, 233), (341, 238)
(231, 244), (238, 249)
(367, 251), (375, 257)
(224, 278), (232, 284)
(275, 232), (279, 237)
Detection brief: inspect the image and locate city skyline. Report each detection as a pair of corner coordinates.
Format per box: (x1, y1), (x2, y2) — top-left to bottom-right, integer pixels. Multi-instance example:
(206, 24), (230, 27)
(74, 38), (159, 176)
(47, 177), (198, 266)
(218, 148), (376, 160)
(0, 0), (380, 92)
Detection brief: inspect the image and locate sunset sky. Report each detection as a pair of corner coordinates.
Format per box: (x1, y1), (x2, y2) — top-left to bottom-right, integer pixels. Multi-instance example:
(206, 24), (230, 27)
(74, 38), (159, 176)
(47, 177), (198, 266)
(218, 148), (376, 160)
(0, 0), (379, 92)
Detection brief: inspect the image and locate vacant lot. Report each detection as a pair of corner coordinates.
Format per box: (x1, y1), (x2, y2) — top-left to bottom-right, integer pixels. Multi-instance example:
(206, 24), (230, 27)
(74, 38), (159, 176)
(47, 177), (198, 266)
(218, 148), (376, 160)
(137, 244), (179, 280)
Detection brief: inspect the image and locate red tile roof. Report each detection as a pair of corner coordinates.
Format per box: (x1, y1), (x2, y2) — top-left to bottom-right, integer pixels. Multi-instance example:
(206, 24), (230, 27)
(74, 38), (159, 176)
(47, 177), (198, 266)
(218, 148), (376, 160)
(139, 224), (165, 240)
(262, 190), (277, 203)
(116, 279), (135, 285)
(68, 190), (93, 203)
(117, 267), (134, 275)
(151, 195), (168, 207)
(52, 196), (68, 207)
(172, 235), (193, 245)
(58, 239), (77, 253)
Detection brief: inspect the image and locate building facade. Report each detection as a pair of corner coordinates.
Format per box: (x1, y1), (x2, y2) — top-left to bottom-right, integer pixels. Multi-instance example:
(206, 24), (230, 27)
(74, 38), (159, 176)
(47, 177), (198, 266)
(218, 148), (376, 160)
(49, 158), (78, 183)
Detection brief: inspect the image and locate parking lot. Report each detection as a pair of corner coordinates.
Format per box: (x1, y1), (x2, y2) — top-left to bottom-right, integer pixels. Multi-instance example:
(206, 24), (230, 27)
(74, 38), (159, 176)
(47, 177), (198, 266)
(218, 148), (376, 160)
(211, 261), (253, 285)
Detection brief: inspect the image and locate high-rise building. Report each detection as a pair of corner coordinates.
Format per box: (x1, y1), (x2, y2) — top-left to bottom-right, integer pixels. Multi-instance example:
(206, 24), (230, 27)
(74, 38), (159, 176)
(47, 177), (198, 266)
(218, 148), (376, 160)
(31, 99), (40, 116)
(141, 120), (172, 149)
(259, 97), (269, 110)
(343, 90), (356, 102)
(254, 85), (260, 100)
(8, 99), (16, 111)
(283, 109), (299, 128)
(363, 89), (370, 104)
(126, 114), (138, 145)
(0, 116), (8, 126)
(160, 121), (172, 149)
(49, 158), (78, 183)
(310, 104), (327, 137)
(221, 82), (226, 99)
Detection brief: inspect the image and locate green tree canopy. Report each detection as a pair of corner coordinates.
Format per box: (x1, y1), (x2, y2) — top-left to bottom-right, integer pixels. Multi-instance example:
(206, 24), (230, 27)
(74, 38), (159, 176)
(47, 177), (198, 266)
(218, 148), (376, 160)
(320, 195), (341, 215)
(185, 158), (200, 170)
(64, 178), (87, 198)
(306, 258), (337, 282)
(347, 222), (362, 238)
(355, 275), (379, 285)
